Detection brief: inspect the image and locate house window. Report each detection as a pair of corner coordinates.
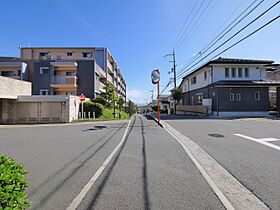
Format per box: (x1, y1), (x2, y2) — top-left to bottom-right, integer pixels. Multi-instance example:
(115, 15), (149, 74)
(40, 89), (49, 95)
(204, 71), (207, 80)
(191, 76), (197, 85)
(184, 84), (188, 92)
(231, 67), (236, 77)
(255, 91), (260, 101)
(39, 52), (49, 57)
(196, 93), (203, 104)
(40, 67), (49, 75)
(238, 68), (243, 78)
(230, 93), (234, 101)
(225, 68), (229, 78)
(245, 67), (249, 78)
(67, 52), (73, 56)
(236, 93), (241, 101)
(83, 52), (91, 58)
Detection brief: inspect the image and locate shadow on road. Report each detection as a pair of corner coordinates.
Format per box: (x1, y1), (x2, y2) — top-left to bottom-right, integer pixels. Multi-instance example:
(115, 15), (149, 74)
(139, 116), (151, 210)
(30, 122), (127, 209)
(85, 116), (137, 210)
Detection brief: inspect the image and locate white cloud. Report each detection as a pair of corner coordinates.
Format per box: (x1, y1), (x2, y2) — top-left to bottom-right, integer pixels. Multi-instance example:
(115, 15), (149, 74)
(127, 89), (147, 104)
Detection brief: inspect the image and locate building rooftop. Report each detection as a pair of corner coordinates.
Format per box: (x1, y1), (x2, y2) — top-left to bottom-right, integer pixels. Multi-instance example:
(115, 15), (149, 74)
(181, 57), (275, 80)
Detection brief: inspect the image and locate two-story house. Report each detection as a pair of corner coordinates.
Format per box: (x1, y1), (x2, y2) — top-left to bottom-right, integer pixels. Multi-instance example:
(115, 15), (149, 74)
(179, 57), (280, 117)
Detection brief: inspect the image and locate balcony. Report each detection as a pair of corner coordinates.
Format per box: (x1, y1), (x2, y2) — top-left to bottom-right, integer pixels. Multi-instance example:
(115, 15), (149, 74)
(99, 82), (106, 93)
(50, 75), (77, 88)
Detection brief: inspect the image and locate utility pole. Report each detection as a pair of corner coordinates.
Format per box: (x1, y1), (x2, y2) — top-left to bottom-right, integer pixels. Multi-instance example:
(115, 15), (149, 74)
(172, 50), (177, 88)
(165, 50), (177, 114)
(165, 50), (177, 88)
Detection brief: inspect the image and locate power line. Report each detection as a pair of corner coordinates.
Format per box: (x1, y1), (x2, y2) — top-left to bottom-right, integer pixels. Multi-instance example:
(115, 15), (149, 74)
(178, 0), (280, 78)
(168, 0), (200, 53)
(172, 0), (207, 50)
(178, 0), (259, 72)
(179, 0), (216, 47)
(178, 0), (264, 75)
(178, 15), (280, 79)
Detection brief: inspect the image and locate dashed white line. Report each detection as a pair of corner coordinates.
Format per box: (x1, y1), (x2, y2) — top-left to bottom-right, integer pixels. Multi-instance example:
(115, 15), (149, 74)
(66, 117), (133, 210)
(235, 134), (280, 152)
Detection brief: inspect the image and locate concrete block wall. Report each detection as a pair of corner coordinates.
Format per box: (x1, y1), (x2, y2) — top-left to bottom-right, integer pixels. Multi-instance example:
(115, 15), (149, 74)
(0, 76), (31, 99)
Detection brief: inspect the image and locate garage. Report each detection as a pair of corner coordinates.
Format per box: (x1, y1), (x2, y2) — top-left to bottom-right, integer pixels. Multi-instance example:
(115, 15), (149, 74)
(16, 95), (80, 124)
(17, 102), (64, 124)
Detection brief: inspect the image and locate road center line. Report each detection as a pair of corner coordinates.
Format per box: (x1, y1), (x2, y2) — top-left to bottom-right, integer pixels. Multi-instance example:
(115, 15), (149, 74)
(66, 117), (133, 210)
(161, 120), (269, 210)
(235, 134), (280, 152)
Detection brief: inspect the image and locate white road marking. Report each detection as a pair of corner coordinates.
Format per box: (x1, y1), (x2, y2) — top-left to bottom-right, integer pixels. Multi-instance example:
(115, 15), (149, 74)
(66, 117), (133, 210)
(258, 138), (279, 142)
(235, 134), (280, 152)
(161, 120), (269, 210)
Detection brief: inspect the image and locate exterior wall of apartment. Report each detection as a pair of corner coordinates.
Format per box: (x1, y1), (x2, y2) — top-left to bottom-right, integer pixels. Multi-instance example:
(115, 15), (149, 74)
(0, 76), (31, 99)
(76, 60), (95, 98)
(32, 61), (52, 95)
(21, 48), (95, 60)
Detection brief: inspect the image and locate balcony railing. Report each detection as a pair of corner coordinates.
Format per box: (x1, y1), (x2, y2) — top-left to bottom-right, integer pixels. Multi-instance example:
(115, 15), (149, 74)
(51, 75), (77, 87)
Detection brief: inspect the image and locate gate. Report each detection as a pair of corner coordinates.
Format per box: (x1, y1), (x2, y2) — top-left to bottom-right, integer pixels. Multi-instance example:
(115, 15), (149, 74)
(17, 102), (63, 124)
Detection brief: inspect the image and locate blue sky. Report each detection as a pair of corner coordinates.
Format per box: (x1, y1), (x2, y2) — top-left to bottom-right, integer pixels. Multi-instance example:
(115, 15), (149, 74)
(1, 0), (279, 104)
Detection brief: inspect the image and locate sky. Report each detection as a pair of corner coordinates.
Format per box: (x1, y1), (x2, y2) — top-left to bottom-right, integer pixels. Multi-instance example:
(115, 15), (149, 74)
(0, 0), (279, 104)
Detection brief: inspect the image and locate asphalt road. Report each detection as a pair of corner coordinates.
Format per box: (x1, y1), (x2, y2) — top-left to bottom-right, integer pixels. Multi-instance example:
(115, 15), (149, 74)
(0, 115), (224, 210)
(162, 115), (280, 210)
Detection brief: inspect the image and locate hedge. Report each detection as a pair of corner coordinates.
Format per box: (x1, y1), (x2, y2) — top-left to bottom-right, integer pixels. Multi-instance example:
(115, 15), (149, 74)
(82, 101), (104, 118)
(0, 156), (30, 209)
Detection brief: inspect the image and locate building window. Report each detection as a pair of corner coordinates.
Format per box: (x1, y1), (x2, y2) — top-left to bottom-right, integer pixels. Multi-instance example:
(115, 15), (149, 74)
(40, 67), (49, 75)
(191, 76), (197, 85)
(67, 52), (73, 56)
(231, 67), (236, 77)
(83, 52), (91, 58)
(196, 93), (203, 104)
(230, 93), (234, 101)
(236, 93), (241, 101)
(39, 52), (49, 57)
(66, 72), (76, 76)
(204, 71), (207, 80)
(255, 91), (260, 101)
(225, 68), (229, 78)
(184, 84), (188, 92)
(238, 67), (243, 78)
(40, 89), (49, 95)
(245, 67), (249, 78)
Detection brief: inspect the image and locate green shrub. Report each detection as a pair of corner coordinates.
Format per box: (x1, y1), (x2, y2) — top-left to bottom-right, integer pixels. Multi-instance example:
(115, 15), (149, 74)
(82, 101), (104, 118)
(0, 156), (30, 209)
(92, 96), (107, 107)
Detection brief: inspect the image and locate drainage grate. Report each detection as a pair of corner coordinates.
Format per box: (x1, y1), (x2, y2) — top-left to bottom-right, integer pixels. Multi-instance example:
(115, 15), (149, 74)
(208, 133), (224, 138)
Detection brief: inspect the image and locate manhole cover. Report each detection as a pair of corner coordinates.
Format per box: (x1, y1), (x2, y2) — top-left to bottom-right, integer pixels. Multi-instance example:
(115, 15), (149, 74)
(208, 133), (224, 138)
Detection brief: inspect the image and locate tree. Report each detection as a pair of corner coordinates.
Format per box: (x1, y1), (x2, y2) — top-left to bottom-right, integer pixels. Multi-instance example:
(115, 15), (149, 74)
(100, 83), (115, 108)
(127, 100), (137, 116)
(171, 88), (182, 114)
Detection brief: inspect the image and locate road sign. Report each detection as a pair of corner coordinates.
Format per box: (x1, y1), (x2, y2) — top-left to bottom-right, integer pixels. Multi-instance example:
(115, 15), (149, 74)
(79, 94), (86, 102)
(151, 69), (160, 84)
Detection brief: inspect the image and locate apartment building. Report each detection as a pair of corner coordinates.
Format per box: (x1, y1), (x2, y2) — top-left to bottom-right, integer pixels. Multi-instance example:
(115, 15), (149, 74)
(179, 57), (280, 116)
(0, 57), (28, 80)
(17, 47), (126, 99)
